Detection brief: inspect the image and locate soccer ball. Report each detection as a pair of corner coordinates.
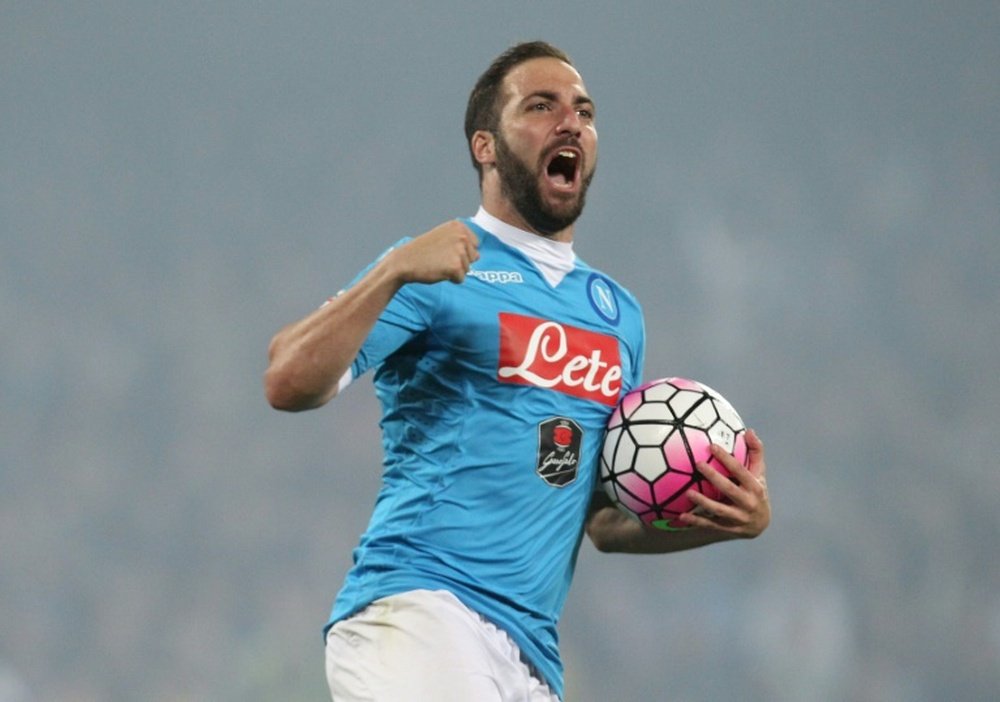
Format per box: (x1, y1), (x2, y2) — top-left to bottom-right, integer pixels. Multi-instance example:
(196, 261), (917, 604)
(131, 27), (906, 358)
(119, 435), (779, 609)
(600, 377), (749, 531)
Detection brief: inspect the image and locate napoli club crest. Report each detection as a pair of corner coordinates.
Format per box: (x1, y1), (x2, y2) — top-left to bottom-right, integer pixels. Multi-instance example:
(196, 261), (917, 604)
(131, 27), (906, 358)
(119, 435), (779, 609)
(587, 273), (619, 325)
(536, 417), (583, 487)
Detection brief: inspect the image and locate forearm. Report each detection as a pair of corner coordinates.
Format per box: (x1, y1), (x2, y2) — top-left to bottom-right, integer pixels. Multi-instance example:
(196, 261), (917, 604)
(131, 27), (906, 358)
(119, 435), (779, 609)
(586, 503), (739, 554)
(265, 220), (479, 411)
(264, 257), (403, 411)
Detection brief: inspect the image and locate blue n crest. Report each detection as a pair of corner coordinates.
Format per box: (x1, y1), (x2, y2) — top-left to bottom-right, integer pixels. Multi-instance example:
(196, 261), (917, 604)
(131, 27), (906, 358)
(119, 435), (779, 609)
(587, 273), (619, 325)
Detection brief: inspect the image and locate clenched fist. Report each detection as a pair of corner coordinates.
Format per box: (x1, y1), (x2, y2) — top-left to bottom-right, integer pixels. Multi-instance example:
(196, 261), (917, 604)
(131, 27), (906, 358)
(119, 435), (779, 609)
(386, 220), (481, 285)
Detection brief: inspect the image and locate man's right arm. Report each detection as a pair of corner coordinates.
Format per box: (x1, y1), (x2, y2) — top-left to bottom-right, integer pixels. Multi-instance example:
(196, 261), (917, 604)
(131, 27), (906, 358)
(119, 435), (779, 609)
(264, 220), (479, 412)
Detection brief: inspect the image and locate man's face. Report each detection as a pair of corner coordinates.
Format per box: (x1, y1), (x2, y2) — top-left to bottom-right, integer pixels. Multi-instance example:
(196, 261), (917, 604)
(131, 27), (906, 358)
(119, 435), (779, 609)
(492, 57), (598, 235)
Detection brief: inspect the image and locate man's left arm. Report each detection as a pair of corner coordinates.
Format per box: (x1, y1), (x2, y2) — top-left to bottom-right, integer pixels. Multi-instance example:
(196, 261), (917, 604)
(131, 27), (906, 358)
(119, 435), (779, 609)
(585, 429), (770, 554)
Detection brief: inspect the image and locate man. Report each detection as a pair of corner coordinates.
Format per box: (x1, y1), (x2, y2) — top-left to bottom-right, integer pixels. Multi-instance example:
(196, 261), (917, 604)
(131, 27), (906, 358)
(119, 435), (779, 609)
(265, 41), (770, 702)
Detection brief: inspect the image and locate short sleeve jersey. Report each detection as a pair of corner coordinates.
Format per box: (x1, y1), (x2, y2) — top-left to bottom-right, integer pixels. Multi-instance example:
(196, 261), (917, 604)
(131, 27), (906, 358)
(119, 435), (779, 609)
(327, 211), (646, 698)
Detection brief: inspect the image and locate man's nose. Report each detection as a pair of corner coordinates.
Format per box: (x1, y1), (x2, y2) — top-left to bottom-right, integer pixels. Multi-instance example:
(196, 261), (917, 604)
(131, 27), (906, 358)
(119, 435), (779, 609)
(555, 105), (583, 136)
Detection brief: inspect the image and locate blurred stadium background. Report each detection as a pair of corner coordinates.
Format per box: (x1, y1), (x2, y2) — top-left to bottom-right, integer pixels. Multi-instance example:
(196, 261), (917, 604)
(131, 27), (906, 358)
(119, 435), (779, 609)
(2, 2), (998, 700)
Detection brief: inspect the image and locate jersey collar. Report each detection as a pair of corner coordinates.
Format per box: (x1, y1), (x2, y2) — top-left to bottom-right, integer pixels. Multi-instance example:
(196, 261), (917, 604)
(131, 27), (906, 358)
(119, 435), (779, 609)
(472, 206), (576, 288)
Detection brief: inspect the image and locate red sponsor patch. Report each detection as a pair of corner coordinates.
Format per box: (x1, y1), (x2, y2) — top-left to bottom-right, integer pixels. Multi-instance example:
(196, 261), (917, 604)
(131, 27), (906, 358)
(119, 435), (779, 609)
(497, 312), (623, 406)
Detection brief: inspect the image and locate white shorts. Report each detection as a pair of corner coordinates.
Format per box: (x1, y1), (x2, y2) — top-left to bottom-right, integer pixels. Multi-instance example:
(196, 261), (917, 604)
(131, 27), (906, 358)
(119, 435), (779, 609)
(325, 589), (560, 702)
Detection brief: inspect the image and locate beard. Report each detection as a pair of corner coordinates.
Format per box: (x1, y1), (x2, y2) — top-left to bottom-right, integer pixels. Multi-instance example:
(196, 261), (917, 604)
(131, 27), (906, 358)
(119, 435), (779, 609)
(494, 131), (595, 236)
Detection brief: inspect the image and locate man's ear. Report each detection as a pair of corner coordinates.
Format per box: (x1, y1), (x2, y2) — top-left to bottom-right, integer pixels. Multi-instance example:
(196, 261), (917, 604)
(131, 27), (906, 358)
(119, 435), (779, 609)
(471, 130), (496, 169)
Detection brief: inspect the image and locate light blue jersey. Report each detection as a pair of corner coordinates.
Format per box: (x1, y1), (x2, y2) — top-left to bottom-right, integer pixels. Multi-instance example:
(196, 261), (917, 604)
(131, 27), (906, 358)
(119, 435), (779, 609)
(327, 212), (645, 698)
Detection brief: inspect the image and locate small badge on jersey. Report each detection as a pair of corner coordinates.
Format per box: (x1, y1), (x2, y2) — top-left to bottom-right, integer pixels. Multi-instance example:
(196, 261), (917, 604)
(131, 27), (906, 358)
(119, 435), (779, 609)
(536, 417), (583, 488)
(587, 273), (619, 325)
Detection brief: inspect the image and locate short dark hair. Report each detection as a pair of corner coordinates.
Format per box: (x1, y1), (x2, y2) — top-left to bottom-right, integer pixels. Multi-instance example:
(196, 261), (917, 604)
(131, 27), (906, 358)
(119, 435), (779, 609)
(464, 41), (573, 180)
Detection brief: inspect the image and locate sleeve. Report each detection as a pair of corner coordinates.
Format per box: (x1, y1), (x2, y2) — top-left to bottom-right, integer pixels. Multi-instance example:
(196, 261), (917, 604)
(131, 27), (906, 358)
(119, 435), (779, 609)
(333, 237), (442, 385)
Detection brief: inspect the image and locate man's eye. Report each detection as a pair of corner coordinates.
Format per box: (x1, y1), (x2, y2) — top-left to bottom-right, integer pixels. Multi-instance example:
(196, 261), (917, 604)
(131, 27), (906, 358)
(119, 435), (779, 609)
(577, 109), (594, 119)
(530, 102), (551, 111)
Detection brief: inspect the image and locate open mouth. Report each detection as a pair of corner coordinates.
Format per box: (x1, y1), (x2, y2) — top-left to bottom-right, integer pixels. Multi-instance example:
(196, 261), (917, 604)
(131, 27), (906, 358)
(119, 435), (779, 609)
(545, 149), (580, 189)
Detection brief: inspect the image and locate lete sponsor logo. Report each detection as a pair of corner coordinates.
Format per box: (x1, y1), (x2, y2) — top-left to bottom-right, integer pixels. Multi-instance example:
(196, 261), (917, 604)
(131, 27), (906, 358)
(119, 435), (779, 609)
(497, 312), (623, 406)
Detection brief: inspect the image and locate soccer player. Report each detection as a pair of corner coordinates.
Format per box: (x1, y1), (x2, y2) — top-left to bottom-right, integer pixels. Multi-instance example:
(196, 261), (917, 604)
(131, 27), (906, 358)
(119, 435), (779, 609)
(265, 41), (770, 702)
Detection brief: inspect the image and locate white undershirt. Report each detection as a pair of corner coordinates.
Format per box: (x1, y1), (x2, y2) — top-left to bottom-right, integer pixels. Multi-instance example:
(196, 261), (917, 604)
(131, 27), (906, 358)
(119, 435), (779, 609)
(472, 206), (576, 288)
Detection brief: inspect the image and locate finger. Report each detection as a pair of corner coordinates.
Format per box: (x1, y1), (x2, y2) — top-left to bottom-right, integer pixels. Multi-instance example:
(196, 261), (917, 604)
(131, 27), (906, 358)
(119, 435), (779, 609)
(684, 489), (729, 519)
(696, 457), (745, 505)
(676, 509), (718, 530)
(449, 255), (469, 283)
(745, 428), (766, 477)
(679, 494), (744, 531)
(699, 455), (769, 527)
(697, 456), (766, 517)
(460, 238), (477, 270)
(463, 229), (481, 262)
(446, 231), (475, 283)
(687, 481), (759, 530)
(710, 442), (765, 495)
(732, 430), (768, 498)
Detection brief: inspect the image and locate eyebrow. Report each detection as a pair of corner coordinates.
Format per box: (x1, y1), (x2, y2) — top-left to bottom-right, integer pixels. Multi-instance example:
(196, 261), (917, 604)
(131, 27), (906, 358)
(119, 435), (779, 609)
(523, 90), (596, 110)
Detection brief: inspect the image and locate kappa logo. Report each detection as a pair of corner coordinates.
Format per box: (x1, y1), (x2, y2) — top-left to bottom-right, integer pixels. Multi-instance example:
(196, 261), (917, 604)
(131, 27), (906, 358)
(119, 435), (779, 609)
(469, 270), (525, 284)
(497, 312), (623, 406)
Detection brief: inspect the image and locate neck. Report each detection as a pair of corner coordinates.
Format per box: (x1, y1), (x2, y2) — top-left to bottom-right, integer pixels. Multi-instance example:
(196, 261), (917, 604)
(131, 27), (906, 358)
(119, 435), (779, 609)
(480, 180), (576, 243)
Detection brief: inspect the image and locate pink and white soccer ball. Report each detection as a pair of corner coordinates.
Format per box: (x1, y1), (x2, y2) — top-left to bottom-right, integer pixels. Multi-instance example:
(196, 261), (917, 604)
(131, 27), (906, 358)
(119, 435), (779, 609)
(600, 377), (749, 530)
